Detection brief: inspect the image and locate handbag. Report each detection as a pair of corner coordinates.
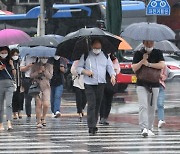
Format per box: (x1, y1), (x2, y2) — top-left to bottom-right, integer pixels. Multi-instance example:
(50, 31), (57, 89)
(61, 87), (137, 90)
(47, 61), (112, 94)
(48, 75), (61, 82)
(136, 65), (161, 83)
(28, 81), (41, 96)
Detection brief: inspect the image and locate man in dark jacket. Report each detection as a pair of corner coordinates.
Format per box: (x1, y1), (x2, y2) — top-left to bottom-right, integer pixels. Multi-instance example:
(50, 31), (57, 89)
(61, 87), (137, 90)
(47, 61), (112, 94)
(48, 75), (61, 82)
(50, 55), (67, 118)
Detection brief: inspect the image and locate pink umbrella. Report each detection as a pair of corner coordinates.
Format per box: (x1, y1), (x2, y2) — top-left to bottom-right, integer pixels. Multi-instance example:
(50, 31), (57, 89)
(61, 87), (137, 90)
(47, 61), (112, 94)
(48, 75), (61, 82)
(0, 29), (32, 46)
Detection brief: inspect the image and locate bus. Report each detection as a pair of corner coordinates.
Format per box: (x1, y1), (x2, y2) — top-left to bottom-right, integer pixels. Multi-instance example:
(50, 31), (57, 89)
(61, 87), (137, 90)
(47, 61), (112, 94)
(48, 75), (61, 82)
(0, 1), (147, 37)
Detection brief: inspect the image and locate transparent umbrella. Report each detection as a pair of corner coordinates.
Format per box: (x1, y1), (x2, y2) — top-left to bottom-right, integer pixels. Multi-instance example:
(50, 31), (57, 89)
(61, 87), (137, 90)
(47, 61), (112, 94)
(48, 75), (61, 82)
(19, 46), (56, 58)
(134, 40), (180, 53)
(121, 22), (175, 41)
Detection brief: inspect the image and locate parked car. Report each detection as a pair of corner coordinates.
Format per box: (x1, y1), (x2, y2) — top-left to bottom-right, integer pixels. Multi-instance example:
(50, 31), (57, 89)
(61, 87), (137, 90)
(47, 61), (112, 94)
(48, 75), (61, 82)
(164, 54), (180, 80)
(116, 55), (136, 92)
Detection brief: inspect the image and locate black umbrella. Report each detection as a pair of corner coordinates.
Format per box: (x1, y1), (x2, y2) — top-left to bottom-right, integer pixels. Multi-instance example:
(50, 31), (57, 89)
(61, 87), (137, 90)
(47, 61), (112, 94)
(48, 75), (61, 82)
(56, 27), (121, 60)
(19, 35), (64, 47)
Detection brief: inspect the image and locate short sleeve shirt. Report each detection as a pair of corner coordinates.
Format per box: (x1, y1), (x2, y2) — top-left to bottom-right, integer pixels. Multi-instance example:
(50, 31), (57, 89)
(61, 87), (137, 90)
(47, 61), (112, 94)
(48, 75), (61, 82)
(20, 55), (36, 77)
(132, 48), (165, 87)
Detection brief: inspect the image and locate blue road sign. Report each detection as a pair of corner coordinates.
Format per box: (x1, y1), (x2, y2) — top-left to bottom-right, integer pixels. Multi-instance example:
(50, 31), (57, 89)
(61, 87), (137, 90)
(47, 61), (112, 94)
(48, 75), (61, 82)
(146, 0), (170, 16)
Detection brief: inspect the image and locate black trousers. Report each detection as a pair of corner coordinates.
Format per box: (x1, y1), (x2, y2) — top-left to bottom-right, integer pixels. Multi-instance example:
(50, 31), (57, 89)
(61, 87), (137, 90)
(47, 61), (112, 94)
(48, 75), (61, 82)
(85, 84), (105, 128)
(100, 85), (114, 119)
(22, 77), (33, 116)
(74, 87), (87, 113)
(12, 86), (24, 112)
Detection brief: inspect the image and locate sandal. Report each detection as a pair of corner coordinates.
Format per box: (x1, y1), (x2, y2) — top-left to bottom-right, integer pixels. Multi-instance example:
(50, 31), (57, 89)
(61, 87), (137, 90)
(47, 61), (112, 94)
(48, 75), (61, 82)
(13, 113), (18, 119)
(41, 119), (46, 127)
(7, 121), (13, 131)
(37, 123), (43, 128)
(7, 126), (13, 131)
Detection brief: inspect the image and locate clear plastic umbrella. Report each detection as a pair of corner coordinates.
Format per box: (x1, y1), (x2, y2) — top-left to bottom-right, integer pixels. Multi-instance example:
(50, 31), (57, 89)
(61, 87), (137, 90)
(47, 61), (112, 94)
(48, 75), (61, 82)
(19, 46), (56, 58)
(121, 22), (175, 41)
(134, 40), (180, 53)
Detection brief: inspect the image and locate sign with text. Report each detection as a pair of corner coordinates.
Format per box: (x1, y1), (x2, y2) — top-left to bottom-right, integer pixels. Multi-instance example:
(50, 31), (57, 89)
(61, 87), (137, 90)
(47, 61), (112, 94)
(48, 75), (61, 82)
(146, 0), (170, 16)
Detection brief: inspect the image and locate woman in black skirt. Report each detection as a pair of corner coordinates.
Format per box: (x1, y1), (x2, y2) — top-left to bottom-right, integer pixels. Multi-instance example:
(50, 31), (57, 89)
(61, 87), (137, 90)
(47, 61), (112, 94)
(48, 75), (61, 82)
(11, 49), (24, 119)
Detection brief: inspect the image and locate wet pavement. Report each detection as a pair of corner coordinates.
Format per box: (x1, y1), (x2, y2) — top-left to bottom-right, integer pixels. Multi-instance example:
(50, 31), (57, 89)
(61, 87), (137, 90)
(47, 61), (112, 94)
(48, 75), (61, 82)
(0, 79), (180, 153)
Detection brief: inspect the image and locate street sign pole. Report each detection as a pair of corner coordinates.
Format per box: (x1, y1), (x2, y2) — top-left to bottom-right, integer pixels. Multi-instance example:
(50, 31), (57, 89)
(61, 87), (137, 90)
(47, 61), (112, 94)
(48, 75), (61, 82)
(39, 0), (45, 36)
(146, 0), (157, 23)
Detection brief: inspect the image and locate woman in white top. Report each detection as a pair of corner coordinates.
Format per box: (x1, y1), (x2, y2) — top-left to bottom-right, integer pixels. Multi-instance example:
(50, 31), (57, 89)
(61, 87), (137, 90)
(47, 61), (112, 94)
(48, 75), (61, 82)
(71, 60), (87, 121)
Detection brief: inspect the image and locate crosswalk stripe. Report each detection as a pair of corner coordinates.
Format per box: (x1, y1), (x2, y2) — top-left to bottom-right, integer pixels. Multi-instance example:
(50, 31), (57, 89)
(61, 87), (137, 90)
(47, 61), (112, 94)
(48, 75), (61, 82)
(0, 117), (179, 153)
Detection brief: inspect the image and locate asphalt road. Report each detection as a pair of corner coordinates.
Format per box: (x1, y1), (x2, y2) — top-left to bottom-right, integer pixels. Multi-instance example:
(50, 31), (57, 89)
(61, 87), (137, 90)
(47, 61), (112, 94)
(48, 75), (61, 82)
(0, 78), (179, 153)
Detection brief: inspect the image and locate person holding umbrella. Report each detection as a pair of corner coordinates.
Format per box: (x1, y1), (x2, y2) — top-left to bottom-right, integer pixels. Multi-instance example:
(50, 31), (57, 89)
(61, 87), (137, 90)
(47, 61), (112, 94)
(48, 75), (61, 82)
(20, 54), (36, 118)
(0, 46), (16, 131)
(132, 40), (165, 137)
(77, 39), (116, 135)
(30, 57), (53, 128)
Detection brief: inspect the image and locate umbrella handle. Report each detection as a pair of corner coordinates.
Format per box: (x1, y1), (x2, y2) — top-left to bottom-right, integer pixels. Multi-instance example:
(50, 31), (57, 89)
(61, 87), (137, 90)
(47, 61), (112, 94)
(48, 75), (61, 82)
(86, 36), (91, 53)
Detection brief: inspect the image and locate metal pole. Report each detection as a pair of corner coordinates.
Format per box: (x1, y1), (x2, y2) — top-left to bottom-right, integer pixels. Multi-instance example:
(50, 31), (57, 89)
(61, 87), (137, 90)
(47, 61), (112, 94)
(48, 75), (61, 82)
(145, 0), (157, 23)
(39, 0), (45, 36)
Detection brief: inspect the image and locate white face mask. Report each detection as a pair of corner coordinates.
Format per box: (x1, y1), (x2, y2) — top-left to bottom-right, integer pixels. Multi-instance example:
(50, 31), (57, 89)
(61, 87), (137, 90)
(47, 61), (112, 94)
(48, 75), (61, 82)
(40, 58), (48, 64)
(0, 53), (8, 59)
(145, 47), (153, 53)
(92, 49), (101, 55)
(12, 56), (19, 61)
(54, 55), (60, 60)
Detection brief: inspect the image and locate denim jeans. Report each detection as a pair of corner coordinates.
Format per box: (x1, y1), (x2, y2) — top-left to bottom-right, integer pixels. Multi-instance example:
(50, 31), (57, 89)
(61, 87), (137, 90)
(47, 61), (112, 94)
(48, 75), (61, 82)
(157, 85), (165, 121)
(50, 85), (63, 114)
(0, 80), (14, 123)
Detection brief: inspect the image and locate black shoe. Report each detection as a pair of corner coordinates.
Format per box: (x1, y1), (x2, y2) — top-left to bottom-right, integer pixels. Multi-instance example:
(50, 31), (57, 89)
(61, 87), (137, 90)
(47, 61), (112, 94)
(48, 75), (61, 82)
(27, 114), (31, 117)
(103, 121), (109, 125)
(79, 113), (83, 122)
(89, 127), (98, 135)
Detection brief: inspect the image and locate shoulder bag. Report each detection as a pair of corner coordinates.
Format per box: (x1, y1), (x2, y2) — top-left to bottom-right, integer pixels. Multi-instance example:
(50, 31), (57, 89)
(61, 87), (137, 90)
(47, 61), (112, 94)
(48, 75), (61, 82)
(136, 65), (161, 83)
(28, 80), (41, 96)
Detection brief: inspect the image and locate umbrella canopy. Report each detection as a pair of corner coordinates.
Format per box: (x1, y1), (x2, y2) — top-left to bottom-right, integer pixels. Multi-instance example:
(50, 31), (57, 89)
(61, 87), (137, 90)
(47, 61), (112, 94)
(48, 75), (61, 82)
(19, 46), (56, 58)
(121, 22), (175, 41)
(106, 0), (122, 36)
(19, 35), (63, 47)
(56, 27), (121, 60)
(19, 47), (31, 57)
(116, 36), (132, 50)
(134, 40), (180, 53)
(0, 29), (32, 47)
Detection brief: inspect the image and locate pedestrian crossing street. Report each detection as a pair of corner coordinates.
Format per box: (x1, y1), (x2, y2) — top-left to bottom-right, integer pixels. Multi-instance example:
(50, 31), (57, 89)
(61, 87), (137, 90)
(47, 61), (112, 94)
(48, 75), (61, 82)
(0, 116), (180, 153)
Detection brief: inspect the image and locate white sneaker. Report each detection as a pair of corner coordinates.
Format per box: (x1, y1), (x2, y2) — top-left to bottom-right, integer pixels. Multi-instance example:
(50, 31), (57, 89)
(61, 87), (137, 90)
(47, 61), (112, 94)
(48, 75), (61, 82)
(148, 130), (155, 136)
(54, 111), (61, 118)
(51, 113), (55, 118)
(141, 128), (148, 137)
(158, 120), (165, 128)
